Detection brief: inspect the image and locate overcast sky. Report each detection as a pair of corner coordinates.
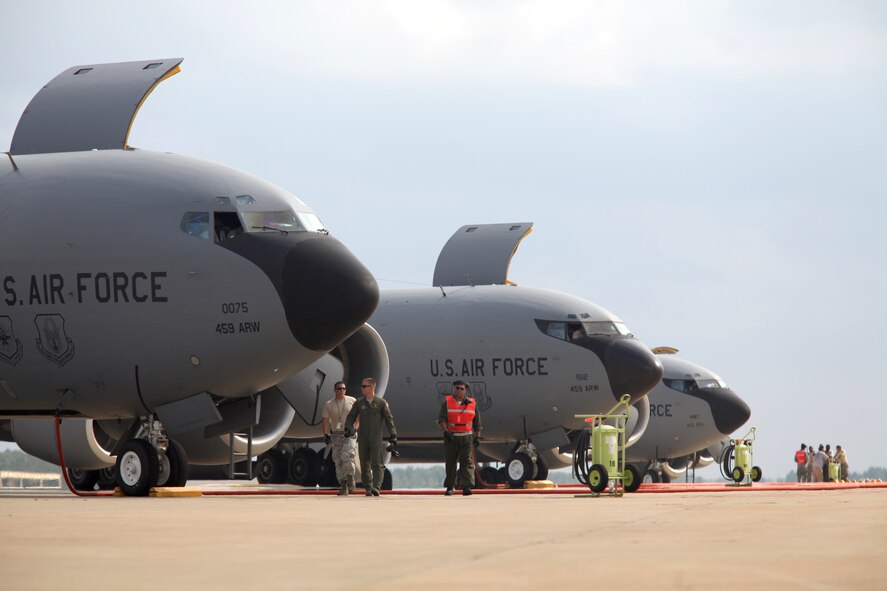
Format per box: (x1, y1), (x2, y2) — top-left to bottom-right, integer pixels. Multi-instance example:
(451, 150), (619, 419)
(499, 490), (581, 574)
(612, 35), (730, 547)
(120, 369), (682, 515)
(1, 1), (885, 476)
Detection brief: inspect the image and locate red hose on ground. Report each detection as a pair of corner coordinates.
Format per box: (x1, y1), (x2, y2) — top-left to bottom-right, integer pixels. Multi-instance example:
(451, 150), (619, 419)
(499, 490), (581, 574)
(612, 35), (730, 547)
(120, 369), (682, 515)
(54, 415), (114, 497)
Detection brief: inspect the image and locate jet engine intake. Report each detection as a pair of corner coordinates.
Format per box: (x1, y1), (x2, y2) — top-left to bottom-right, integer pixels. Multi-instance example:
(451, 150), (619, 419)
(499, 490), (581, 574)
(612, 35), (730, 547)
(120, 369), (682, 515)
(172, 389), (295, 465)
(283, 323), (389, 438)
(624, 396), (650, 448)
(11, 418), (115, 469)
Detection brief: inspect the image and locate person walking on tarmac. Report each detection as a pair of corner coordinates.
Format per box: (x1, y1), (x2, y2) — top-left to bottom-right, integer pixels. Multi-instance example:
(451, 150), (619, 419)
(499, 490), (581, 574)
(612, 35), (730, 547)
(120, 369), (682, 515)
(794, 444), (809, 483)
(805, 444), (814, 482)
(344, 378), (397, 496)
(811, 444), (827, 482)
(835, 445), (849, 482)
(438, 380), (482, 496)
(322, 381), (358, 496)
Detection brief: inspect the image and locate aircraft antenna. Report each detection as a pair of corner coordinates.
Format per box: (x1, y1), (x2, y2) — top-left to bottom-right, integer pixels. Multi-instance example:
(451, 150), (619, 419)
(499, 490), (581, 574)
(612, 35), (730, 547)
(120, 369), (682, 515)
(4, 152), (18, 171)
(439, 286), (446, 297)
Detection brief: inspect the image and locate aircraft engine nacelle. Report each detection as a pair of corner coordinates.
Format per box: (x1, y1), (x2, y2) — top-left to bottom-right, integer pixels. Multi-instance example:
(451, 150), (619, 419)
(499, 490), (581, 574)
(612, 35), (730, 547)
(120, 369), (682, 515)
(171, 388), (295, 465)
(282, 323), (390, 438)
(624, 396), (650, 448)
(11, 418), (115, 470)
(691, 449), (716, 468)
(660, 457), (689, 479)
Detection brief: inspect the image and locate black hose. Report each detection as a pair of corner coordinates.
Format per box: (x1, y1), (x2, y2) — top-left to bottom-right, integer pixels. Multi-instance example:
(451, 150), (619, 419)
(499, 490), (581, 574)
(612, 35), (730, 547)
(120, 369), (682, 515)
(572, 429), (591, 485)
(719, 443), (735, 481)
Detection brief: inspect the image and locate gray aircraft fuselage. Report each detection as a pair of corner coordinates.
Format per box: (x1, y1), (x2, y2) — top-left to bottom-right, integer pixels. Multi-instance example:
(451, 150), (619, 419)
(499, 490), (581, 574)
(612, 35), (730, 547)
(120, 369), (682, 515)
(283, 283), (662, 461)
(0, 147), (377, 419)
(627, 353), (750, 464)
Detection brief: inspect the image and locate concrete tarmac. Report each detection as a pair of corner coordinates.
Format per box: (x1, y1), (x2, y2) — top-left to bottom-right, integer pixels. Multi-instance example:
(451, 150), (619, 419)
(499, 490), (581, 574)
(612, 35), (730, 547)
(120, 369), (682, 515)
(1, 488), (884, 590)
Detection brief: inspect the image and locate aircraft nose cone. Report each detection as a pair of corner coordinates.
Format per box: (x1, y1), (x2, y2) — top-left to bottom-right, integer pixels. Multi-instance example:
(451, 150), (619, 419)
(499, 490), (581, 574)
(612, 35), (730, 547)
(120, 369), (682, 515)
(220, 232), (379, 351)
(706, 388), (751, 435)
(281, 235), (379, 351)
(601, 339), (663, 403)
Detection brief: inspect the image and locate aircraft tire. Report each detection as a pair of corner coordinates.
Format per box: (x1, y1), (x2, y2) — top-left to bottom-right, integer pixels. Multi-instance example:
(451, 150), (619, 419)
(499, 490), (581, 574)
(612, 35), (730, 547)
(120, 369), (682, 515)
(624, 464), (642, 492)
(257, 448), (287, 484)
(505, 452), (534, 488)
(643, 469), (660, 484)
(116, 439), (160, 496)
(497, 467), (508, 484)
(288, 448), (320, 486)
(67, 468), (99, 491)
(588, 463), (608, 493)
(751, 466), (762, 482)
(319, 454), (339, 487)
(533, 456), (549, 481)
(156, 439), (188, 487)
(96, 467), (117, 490)
(479, 466), (499, 487)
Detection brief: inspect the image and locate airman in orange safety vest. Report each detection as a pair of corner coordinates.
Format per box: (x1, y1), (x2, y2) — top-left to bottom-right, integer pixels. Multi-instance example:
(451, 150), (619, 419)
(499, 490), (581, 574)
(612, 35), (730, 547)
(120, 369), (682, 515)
(437, 380), (482, 496)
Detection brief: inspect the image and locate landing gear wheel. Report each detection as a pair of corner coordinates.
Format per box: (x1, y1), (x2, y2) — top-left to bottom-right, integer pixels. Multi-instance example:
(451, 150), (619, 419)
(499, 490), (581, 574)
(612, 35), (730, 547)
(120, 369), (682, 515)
(157, 440), (188, 487)
(382, 467), (393, 491)
(497, 467), (507, 484)
(624, 464), (641, 492)
(67, 468), (99, 491)
(588, 463), (609, 493)
(643, 469), (660, 484)
(288, 448), (320, 486)
(116, 439), (160, 496)
(660, 472), (671, 483)
(732, 466), (745, 483)
(751, 466), (762, 482)
(479, 466), (499, 487)
(97, 467), (117, 490)
(533, 457), (549, 481)
(257, 448), (287, 484)
(319, 453), (339, 487)
(505, 452), (534, 489)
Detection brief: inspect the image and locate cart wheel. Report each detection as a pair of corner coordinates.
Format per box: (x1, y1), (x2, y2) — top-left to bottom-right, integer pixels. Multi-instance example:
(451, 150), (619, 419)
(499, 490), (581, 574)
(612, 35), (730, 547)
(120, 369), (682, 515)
(732, 466), (745, 483)
(751, 466), (762, 482)
(588, 464), (608, 493)
(623, 464), (641, 492)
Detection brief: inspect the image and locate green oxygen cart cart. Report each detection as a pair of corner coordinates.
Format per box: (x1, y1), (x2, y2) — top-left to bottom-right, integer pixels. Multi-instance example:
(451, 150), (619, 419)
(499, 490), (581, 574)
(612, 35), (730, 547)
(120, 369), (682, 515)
(722, 427), (762, 486)
(573, 394), (641, 495)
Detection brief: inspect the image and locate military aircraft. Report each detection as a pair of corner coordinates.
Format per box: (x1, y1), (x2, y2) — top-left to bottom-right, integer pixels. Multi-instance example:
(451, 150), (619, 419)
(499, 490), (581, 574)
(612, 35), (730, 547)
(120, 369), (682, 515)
(624, 347), (750, 483)
(251, 223), (664, 488)
(0, 58), (379, 495)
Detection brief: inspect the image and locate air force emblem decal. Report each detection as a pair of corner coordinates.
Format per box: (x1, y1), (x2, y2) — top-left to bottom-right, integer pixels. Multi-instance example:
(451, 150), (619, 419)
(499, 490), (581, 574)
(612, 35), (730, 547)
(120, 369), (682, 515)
(35, 314), (75, 367)
(0, 316), (23, 366)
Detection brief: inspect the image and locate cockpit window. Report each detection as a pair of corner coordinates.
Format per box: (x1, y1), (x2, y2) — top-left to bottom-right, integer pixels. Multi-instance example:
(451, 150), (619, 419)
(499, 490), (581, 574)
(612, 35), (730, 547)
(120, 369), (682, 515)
(546, 322), (567, 340)
(536, 319), (632, 341)
(235, 194), (256, 206)
(664, 377), (727, 393)
(583, 321), (632, 336)
(296, 212), (327, 233)
(181, 212), (210, 240)
(214, 211), (245, 243)
(242, 211), (305, 233)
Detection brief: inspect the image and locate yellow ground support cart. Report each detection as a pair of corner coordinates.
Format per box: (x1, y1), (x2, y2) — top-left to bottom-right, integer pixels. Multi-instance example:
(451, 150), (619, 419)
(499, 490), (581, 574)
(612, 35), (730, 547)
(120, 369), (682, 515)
(573, 394), (641, 495)
(828, 459), (841, 482)
(722, 427), (762, 486)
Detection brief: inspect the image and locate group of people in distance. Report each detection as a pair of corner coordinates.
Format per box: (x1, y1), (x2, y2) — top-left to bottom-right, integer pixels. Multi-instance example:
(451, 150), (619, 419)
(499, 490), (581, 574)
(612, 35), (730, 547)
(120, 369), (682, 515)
(794, 443), (849, 482)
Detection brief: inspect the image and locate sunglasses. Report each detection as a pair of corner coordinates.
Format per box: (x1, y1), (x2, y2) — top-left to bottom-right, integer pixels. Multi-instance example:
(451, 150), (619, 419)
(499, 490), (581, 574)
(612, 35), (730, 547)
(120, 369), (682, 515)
(335, 387), (346, 391)
(360, 384), (371, 388)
